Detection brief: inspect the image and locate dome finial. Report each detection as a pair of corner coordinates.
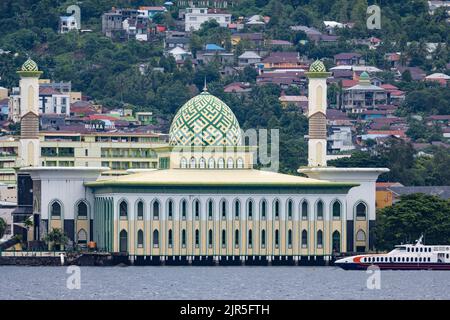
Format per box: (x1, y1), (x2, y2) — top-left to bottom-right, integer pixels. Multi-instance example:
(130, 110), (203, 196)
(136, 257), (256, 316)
(203, 76), (208, 92)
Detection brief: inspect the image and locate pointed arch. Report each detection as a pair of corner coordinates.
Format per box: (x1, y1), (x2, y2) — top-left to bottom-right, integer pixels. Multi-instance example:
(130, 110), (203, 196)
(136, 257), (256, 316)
(152, 199), (160, 220)
(135, 199), (144, 220)
(301, 199), (308, 220)
(137, 229), (144, 248)
(118, 199), (128, 219)
(332, 230), (341, 252)
(332, 199), (342, 219)
(316, 199), (324, 220)
(49, 199), (63, 219)
(75, 200), (89, 219)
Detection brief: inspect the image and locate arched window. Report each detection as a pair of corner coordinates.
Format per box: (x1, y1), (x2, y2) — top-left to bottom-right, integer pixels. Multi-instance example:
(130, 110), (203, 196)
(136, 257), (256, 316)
(137, 201), (144, 220)
(207, 199), (213, 220)
(234, 200), (240, 220)
(332, 201), (341, 219)
(119, 200), (127, 219)
(332, 230), (341, 252)
(236, 158), (244, 169)
(208, 229), (213, 248)
(273, 199), (280, 219)
(317, 230), (323, 248)
(181, 199), (187, 220)
(194, 199), (200, 220)
(287, 200), (293, 220)
(181, 229), (186, 247)
(137, 229), (144, 248)
(227, 158), (234, 168)
(261, 199), (267, 220)
(288, 229), (292, 247)
(261, 229), (266, 248)
(275, 229), (279, 247)
(168, 229), (173, 248)
(221, 199), (227, 220)
(218, 158), (225, 169)
(152, 229), (159, 248)
(77, 201), (87, 219)
(235, 229), (239, 248)
(190, 157), (196, 168)
(301, 201), (308, 220)
(180, 157), (187, 168)
(195, 229), (200, 248)
(356, 202), (367, 220)
(77, 229), (87, 244)
(167, 200), (173, 220)
(247, 200), (253, 220)
(50, 201), (61, 219)
(199, 157), (206, 169)
(221, 229), (226, 248)
(119, 230), (127, 252)
(356, 229), (366, 241)
(316, 200), (324, 220)
(152, 200), (160, 220)
(248, 229), (253, 248)
(302, 230), (308, 248)
(208, 158), (215, 168)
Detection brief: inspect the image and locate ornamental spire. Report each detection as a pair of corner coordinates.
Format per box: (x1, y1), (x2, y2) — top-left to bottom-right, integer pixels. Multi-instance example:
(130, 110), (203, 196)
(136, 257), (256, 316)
(203, 76), (208, 92)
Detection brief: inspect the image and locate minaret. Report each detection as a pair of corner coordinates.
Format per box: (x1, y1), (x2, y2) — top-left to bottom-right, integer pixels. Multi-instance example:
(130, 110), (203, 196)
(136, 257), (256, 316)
(17, 58), (42, 167)
(305, 60), (331, 167)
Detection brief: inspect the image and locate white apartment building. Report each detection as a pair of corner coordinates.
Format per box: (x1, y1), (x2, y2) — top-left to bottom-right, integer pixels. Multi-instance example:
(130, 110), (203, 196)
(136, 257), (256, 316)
(184, 8), (231, 31)
(9, 86), (71, 122)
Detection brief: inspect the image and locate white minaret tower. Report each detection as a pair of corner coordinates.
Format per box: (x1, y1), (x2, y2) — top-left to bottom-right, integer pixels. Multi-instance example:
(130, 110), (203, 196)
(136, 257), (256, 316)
(17, 58), (42, 167)
(305, 60), (331, 167)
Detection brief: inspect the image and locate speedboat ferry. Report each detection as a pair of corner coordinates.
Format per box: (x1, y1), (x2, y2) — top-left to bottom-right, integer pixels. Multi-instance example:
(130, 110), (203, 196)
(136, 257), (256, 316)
(335, 236), (450, 270)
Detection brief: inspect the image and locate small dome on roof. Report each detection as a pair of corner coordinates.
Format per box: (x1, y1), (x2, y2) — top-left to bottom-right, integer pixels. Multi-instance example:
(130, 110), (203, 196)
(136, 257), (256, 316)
(21, 58), (39, 72)
(309, 60), (327, 73)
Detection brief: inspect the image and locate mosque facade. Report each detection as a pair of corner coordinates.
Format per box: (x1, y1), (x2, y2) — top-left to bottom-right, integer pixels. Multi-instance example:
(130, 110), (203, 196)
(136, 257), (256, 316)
(16, 59), (388, 265)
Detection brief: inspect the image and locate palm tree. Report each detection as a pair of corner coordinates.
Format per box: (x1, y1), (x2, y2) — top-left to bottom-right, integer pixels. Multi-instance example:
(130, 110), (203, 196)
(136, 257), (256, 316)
(45, 228), (68, 251)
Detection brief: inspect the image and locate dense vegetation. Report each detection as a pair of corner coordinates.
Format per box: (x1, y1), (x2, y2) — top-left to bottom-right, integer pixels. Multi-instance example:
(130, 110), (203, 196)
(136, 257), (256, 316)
(375, 194), (450, 250)
(328, 138), (450, 185)
(0, 217), (6, 239)
(0, 0), (449, 177)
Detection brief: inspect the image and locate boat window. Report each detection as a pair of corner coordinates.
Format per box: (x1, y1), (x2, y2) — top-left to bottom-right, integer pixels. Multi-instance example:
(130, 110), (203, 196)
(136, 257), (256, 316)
(420, 248), (423, 252)
(406, 257), (409, 262)
(407, 248), (410, 252)
(428, 257), (431, 262)
(402, 257), (405, 262)
(447, 254), (449, 259)
(415, 257), (418, 262)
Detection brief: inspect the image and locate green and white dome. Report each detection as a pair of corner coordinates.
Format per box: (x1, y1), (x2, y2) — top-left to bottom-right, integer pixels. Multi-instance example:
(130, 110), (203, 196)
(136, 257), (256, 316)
(309, 60), (327, 73)
(21, 58), (39, 72)
(169, 91), (242, 147)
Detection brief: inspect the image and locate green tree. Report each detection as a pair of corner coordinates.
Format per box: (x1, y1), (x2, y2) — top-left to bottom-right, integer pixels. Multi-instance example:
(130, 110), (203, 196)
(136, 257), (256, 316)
(45, 228), (69, 250)
(0, 217), (6, 239)
(375, 194), (450, 251)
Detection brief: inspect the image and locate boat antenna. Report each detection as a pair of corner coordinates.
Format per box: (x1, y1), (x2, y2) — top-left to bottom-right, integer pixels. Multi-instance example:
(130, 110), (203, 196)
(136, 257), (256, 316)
(416, 234), (423, 245)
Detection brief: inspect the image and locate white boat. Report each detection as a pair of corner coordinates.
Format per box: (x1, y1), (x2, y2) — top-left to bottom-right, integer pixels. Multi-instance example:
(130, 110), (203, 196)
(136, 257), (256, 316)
(335, 236), (450, 270)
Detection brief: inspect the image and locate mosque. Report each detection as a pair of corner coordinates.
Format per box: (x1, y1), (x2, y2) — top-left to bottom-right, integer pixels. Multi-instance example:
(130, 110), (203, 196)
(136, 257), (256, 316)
(14, 58), (388, 265)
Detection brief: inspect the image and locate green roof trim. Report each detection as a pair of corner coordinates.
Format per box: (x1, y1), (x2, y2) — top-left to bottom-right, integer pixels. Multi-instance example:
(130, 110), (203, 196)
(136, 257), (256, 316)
(304, 71), (331, 78)
(16, 70), (43, 77)
(85, 180), (358, 188)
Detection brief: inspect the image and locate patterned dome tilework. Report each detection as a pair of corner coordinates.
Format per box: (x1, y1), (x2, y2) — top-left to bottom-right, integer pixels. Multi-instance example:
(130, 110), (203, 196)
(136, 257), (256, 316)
(309, 60), (327, 73)
(169, 92), (242, 147)
(21, 59), (39, 72)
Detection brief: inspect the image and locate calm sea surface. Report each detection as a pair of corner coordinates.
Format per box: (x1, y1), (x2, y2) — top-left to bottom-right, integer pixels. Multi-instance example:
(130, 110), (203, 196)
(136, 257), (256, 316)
(1, 266), (449, 300)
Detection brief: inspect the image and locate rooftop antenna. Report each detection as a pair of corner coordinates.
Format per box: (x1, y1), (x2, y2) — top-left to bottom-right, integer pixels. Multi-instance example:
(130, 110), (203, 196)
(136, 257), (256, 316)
(203, 76), (207, 92)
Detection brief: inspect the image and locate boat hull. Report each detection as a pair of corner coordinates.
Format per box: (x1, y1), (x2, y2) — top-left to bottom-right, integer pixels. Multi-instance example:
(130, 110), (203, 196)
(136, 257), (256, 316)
(336, 262), (450, 271)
